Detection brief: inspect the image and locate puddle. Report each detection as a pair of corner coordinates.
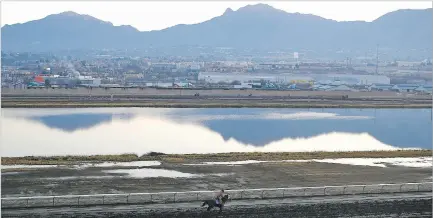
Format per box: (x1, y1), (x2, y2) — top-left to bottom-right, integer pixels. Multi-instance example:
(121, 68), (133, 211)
(102, 168), (197, 178)
(314, 157), (433, 168)
(185, 160), (269, 166)
(1, 165), (58, 169)
(76, 161), (161, 168)
(1, 172), (26, 175)
(185, 157), (432, 168)
(2, 161), (161, 170)
(40, 176), (116, 180)
(208, 173), (235, 177)
(185, 159), (309, 166)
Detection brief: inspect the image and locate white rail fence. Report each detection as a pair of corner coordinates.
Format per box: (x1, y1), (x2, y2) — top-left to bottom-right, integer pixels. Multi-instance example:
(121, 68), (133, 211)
(2, 182), (431, 209)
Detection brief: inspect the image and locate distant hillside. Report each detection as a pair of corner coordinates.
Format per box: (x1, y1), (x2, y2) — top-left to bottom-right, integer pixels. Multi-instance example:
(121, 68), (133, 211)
(2, 4), (432, 56)
(1, 11), (141, 51)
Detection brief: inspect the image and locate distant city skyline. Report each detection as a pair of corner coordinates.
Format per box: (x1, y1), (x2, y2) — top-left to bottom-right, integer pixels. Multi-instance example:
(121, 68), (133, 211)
(1, 1), (431, 31)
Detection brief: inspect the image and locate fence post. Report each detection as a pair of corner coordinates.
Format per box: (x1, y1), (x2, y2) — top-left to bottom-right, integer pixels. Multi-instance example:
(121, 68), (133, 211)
(362, 185), (366, 194)
(196, 193), (199, 201)
(400, 184), (404, 192)
(417, 184), (420, 192)
(304, 188), (307, 196)
(343, 186), (347, 195)
(261, 190), (264, 199)
(26, 198), (29, 208)
(240, 191), (243, 199)
(126, 195), (129, 204)
(102, 196), (105, 205)
(173, 193), (176, 203)
(53, 197), (55, 207)
(77, 197), (80, 206)
(323, 187), (327, 196)
(282, 190), (285, 198)
(150, 194), (153, 203)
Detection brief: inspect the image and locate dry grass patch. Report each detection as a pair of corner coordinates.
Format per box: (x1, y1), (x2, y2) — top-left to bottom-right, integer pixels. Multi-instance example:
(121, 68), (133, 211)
(2, 150), (431, 166)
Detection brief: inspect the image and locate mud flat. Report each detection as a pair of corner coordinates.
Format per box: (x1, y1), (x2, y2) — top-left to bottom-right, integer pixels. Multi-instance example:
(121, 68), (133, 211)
(2, 193), (432, 217)
(2, 151), (432, 197)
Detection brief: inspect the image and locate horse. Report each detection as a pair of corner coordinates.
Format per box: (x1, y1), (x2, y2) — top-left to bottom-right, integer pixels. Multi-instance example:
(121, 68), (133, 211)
(201, 194), (229, 212)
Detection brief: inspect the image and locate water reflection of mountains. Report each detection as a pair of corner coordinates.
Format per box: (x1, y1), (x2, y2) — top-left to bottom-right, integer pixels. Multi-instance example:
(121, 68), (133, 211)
(204, 119), (430, 149)
(29, 113), (133, 132)
(27, 113), (431, 149)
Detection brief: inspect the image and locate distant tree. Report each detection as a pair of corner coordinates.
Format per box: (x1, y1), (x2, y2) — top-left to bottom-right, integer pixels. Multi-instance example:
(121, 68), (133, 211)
(44, 79), (51, 87)
(231, 80), (241, 85)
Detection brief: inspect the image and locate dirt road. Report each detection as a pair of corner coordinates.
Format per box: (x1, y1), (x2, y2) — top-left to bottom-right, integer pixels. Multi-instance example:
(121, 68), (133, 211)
(2, 193), (432, 217)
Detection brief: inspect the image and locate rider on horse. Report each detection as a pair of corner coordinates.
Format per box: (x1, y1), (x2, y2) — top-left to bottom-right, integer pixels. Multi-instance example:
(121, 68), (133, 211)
(215, 189), (225, 205)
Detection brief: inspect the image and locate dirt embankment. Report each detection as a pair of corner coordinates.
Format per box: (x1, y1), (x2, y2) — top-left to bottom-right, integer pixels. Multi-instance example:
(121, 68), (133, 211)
(2, 88), (431, 108)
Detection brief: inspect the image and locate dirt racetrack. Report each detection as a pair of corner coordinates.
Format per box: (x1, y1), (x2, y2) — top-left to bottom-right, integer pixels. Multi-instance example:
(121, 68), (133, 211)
(2, 193), (432, 217)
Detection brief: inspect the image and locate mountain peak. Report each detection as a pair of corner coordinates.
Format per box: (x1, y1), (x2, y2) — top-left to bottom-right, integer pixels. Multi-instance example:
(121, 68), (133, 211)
(1, 7), (430, 54)
(237, 3), (278, 13)
(223, 8), (234, 15)
(46, 11), (112, 25)
(58, 11), (81, 16)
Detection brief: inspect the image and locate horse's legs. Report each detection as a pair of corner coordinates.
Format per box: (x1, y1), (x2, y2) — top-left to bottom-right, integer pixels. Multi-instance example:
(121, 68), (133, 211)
(207, 206), (212, 211)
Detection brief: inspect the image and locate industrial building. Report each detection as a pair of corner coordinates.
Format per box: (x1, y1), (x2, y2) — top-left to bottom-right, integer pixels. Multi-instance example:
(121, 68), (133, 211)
(198, 72), (391, 85)
(28, 74), (101, 88)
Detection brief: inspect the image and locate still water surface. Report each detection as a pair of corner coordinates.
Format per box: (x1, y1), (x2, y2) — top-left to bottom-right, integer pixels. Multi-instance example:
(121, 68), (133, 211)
(1, 108), (431, 157)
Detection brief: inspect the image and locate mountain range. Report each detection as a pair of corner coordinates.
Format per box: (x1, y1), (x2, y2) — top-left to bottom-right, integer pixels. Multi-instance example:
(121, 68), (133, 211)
(1, 4), (432, 56)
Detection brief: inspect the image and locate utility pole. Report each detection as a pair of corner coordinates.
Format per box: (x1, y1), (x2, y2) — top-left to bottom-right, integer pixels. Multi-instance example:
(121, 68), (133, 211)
(375, 44), (379, 75)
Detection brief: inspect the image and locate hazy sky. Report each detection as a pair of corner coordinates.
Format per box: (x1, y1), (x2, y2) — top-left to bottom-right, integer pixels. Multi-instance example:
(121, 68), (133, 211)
(2, 1), (432, 31)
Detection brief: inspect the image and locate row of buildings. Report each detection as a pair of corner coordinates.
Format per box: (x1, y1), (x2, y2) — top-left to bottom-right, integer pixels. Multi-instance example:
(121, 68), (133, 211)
(197, 72), (391, 86)
(28, 74), (101, 88)
(311, 84), (432, 94)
